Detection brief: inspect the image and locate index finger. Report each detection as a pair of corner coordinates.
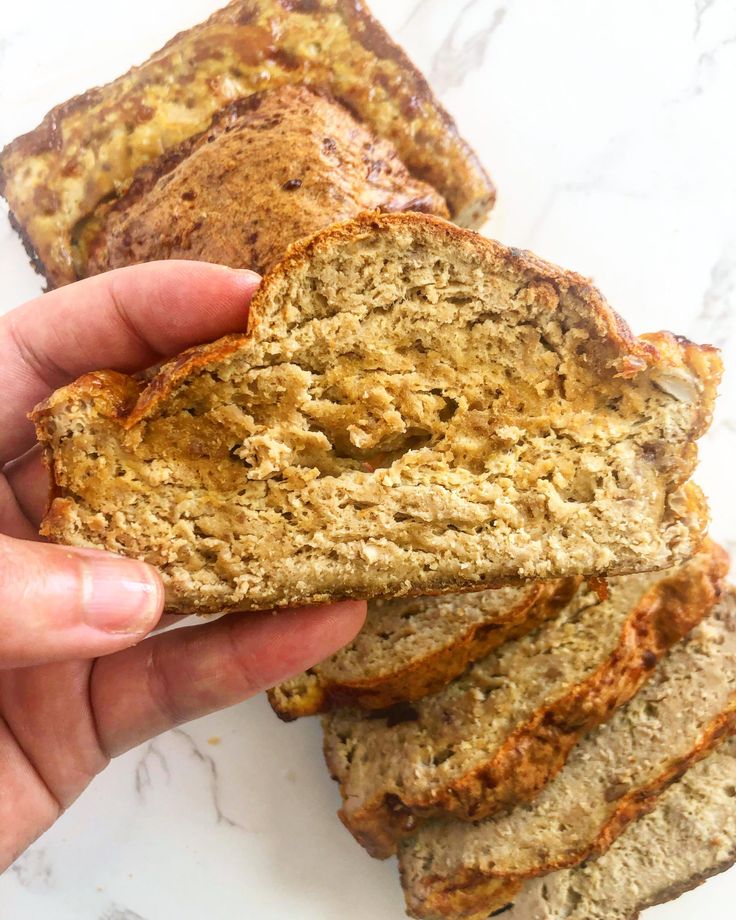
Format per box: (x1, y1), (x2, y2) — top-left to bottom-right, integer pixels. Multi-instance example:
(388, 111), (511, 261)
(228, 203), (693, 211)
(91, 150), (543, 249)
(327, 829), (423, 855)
(0, 260), (260, 464)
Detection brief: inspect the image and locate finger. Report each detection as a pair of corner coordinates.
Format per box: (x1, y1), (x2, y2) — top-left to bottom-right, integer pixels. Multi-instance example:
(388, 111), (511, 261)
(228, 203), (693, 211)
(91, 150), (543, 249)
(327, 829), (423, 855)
(0, 535), (164, 668)
(92, 601), (367, 757)
(3, 445), (47, 528)
(0, 261), (260, 463)
(0, 473), (38, 539)
(0, 660), (107, 810)
(0, 716), (60, 872)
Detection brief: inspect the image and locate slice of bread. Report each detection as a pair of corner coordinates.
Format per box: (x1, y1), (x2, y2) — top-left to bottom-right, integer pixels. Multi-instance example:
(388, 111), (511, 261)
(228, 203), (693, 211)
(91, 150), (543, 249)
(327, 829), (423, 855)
(76, 86), (448, 279)
(323, 540), (728, 858)
(502, 735), (736, 920)
(0, 0), (494, 287)
(399, 586), (736, 919)
(269, 578), (580, 718)
(32, 214), (719, 615)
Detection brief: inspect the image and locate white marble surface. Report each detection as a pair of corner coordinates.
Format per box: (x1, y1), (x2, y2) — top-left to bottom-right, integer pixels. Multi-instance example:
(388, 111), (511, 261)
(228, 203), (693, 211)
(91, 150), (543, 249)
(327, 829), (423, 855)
(1, 1), (736, 917)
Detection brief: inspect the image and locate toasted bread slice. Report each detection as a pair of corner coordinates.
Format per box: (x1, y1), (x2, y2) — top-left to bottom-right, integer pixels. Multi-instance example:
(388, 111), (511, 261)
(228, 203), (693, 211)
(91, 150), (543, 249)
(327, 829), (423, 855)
(269, 578), (579, 718)
(399, 585), (736, 919)
(32, 214), (719, 614)
(323, 541), (728, 858)
(0, 0), (493, 287)
(502, 735), (736, 920)
(77, 85), (448, 278)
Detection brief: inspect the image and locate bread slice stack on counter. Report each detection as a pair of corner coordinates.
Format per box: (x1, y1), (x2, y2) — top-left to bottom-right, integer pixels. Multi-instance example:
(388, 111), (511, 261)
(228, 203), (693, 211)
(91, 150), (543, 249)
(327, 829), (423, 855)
(2, 0), (733, 915)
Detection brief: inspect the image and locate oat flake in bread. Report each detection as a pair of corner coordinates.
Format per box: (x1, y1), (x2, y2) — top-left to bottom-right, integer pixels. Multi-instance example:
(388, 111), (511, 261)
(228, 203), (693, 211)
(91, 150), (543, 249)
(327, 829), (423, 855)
(0, 0), (494, 287)
(33, 213), (719, 615)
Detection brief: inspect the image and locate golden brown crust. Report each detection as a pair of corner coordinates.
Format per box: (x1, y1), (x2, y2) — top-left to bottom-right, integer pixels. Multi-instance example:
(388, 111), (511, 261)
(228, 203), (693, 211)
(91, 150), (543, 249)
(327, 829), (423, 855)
(404, 712), (736, 919)
(268, 578), (581, 719)
(324, 539), (729, 858)
(77, 85), (449, 278)
(0, 0), (494, 287)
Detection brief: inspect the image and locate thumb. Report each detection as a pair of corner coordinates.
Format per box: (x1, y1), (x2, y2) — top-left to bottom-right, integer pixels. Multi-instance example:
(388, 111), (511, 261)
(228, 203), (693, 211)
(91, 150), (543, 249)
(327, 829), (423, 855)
(0, 535), (164, 668)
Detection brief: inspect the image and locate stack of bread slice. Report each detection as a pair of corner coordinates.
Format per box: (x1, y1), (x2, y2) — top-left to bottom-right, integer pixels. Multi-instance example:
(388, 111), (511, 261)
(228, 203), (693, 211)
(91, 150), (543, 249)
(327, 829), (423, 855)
(3, 1), (733, 916)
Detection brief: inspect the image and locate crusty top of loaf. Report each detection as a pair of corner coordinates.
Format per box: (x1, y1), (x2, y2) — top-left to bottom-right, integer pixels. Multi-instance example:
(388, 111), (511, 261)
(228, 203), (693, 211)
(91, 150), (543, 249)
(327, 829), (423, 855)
(0, 0), (494, 287)
(77, 85), (448, 278)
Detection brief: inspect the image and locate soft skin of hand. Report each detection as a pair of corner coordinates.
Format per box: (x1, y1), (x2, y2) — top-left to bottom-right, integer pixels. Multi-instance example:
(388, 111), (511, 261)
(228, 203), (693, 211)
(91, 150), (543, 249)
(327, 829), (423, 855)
(0, 261), (366, 871)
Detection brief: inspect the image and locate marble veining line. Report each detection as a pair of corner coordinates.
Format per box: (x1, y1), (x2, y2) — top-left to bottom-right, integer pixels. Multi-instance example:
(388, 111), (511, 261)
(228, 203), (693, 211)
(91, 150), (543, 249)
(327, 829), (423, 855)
(403, 0), (506, 94)
(689, 241), (736, 349)
(696, 32), (736, 92)
(694, 0), (718, 36)
(9, 847), (53, 890)
(171, 728), (246, 830)
(99, 906), (147, 920)
(134, 740), (171, 798)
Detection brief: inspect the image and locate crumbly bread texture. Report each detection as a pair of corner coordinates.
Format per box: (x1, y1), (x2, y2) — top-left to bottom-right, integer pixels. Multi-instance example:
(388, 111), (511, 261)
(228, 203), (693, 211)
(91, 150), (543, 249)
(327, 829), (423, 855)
(0, 0), (493, 287)
(502, 735), (736, 920)
(269, 578), (580, 718)
(323, 540), (728, 858)
(77, 85), (448, 278)
(399, 587), (736, 919)
(33, 214), (719, 615)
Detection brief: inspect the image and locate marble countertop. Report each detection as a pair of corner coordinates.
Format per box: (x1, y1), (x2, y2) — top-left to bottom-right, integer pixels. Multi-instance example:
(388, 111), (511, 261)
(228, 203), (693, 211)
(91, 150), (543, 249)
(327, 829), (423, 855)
(1, 1), (736, 917)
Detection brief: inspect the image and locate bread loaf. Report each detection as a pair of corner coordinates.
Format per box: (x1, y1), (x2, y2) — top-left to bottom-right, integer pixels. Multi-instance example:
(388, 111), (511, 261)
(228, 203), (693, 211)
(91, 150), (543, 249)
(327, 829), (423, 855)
(0, 0), (493, 287)
(32, 214), (719, 615)
(399, 585), (736, 918)
(502, 735), (736, 920)
(323, 541), (727, 858)
(78, 86), (448, 278)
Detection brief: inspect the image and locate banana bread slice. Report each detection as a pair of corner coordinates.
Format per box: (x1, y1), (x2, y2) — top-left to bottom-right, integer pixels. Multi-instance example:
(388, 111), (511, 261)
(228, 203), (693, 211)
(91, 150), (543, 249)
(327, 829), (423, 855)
(399, 586), (736, 919)
(323, 540), (728, 858)
(76, 85), (448, 279)
(502, 735), (736, 920)
(0, 0), (494, 287)
(269, 579), (579, 718)
(32, 214), (719, 615)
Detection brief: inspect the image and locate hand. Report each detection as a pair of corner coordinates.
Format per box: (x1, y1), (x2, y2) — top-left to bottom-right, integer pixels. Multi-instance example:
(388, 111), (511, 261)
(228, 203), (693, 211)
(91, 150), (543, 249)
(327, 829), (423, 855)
(0, 261), (366, 871)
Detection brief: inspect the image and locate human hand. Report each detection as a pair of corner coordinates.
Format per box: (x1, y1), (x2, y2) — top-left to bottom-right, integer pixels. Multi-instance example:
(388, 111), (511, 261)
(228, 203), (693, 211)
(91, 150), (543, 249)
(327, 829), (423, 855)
(0, 261), (366, 871)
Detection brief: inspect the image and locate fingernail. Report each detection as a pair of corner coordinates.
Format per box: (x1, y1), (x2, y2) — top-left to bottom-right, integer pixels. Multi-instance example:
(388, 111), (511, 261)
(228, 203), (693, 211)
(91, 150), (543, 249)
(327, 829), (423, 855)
(81, 556), (164, 634)
(231, 268), (261, 283)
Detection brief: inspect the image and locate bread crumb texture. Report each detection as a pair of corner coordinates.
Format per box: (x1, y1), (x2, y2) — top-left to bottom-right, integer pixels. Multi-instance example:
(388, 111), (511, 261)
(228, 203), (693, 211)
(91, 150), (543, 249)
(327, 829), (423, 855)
(33, 214), (719, 614)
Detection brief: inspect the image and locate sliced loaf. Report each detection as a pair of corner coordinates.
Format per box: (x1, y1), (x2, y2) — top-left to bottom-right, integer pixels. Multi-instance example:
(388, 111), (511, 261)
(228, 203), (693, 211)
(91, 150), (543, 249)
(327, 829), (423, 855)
(0, 0), (493, 287)
(77, 85), (448, 279)
(323, 540), (728, 857)
(269, 579), (579, 718)
(399, 586), (736, 919)
(33, 214), (719, 614)
(502, 734), (736, 920)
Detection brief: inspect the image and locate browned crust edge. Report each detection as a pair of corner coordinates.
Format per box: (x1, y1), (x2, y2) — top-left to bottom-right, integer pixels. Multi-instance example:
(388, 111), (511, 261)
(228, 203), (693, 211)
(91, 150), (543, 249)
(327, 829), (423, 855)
(267, 578), (581, 720)
(401, 706), (736, 919)
(1, 0), (495, 286)
(323, 539), (729, 859)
